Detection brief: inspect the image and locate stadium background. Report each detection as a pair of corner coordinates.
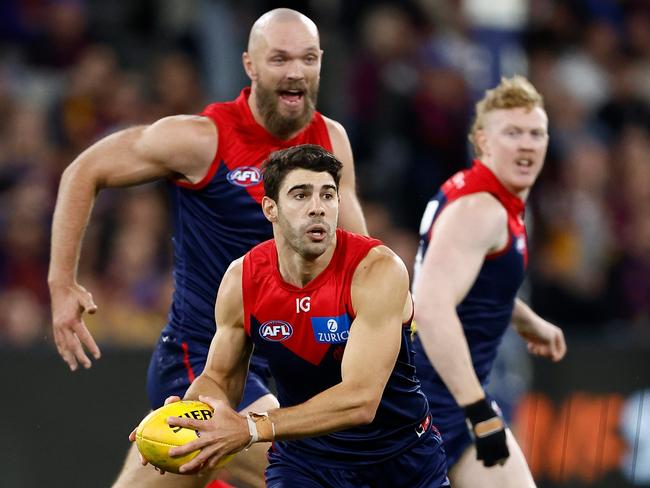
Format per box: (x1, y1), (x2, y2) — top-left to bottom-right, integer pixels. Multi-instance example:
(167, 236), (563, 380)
(0, 0), (647, 486)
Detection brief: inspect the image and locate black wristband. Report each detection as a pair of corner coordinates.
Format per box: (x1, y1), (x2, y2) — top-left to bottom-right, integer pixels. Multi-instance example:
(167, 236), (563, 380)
(464, 397), (496, 425)
(463, 397), (509, 467)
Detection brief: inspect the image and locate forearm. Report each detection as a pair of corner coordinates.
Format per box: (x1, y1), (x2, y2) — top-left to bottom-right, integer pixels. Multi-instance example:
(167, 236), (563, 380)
(415, 307), (484, 406)
(49, 129), (144, 285)
(263, 381), (377, 441)
(184, 373), (232, 404)
(48, 163), (98, 286)
(185, 368), (247, 409)
(511, 297), (540, 335)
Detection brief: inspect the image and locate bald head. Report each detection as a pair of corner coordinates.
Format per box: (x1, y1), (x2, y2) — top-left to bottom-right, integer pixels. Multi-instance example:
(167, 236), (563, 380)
(248, 8), (319, 55)
(243, 8), (322, 140)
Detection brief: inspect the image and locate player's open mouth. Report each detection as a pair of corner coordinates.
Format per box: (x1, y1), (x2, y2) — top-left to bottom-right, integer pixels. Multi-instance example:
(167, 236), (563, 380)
(515, 158), (533, 168)
(278, 90), (304, 106)
(306, 224), (327, 241)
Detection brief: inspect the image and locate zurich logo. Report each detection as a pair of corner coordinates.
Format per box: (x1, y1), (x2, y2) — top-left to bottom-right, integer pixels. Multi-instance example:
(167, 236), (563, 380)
(259, 320), (293, 342)
(311, 314), (351, 344)
(227, 166), (262, 187)
(327, 319), (338, 332)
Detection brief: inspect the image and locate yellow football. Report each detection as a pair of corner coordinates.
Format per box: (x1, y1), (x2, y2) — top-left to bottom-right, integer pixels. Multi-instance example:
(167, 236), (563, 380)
(135, 400), (233, 474)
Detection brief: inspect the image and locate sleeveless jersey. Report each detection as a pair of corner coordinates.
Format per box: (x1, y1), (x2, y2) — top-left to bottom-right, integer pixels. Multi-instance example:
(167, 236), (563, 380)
(165, 88), (332, 342)
(242, 229), (430, 467)
(413, 160), (527, 391)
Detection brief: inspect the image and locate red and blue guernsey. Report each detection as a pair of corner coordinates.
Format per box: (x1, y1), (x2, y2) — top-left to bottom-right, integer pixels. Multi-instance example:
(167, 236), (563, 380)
(146, 88), (332, 409)
(412, 160), (527, 467)
(242, 229), (444, 472)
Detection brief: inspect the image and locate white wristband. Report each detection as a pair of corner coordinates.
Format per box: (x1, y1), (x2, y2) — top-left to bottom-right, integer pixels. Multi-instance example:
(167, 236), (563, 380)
(245, 413), (258, 450)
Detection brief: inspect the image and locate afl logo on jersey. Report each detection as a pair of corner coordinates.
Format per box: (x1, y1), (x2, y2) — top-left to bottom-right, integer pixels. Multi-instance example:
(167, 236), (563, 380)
(260, 320), (293, 342)
(227, 166), (262, 187)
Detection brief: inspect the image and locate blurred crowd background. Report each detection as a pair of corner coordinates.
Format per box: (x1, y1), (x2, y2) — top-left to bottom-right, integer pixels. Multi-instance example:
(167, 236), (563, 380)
(0, 0), (649, 486)
(0, 0), (648, 353)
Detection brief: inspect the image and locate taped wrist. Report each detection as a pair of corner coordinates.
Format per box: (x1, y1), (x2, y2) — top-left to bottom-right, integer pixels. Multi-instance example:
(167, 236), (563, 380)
(245, 411), (275, 449)
(244, 413), (258, 450)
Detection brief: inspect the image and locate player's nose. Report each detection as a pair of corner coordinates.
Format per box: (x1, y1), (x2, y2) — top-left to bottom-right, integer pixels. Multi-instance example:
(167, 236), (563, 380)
(308, 195), (325, 216)
(285, 59), (305, 80)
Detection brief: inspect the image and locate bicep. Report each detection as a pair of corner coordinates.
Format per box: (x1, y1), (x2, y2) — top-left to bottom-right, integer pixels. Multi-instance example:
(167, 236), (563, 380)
(414, 197), (504, 308)
(91, 115), (217, 188)
(415, 228), (485, 308)
(342, 252), (408, 389)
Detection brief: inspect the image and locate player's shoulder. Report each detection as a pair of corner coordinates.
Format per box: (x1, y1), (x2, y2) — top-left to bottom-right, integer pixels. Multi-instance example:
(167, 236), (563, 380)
(446, 192), (507, 226)
(436, 192), (508, 250)
(143, 114), (217, 146)
(321, 115), (348, 140)
(218, 257), (245, 300)
(155, 113), (215, 130)
(135, 115), (217, 177)
(321, 115), (343, 131)
(350, 245), (409, 309)
(223, 256), (244, 282)
(354, 245), (408, 283)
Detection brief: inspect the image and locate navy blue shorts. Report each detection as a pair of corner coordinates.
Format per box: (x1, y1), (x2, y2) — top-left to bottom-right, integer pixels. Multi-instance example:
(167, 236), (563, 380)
(437, 417), (472, 469)
(146, 329), (271, 410)
(265, 428), (450, 488)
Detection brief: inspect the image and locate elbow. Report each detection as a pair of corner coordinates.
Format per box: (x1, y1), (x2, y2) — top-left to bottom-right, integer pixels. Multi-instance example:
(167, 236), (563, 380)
(59, 161), (78, 185)
(350, 394), (381, 426)
(61, 159), (101, 192)
(357, 403), (378, 425)
(413, 306), (437, 333)
(413, 298), (451, 332)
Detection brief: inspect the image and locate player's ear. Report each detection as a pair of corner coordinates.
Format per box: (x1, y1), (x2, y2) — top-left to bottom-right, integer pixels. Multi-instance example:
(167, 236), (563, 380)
(262, 196), (278, 222)
(475, 129), (489, 157)
(243, 52), (257, 81)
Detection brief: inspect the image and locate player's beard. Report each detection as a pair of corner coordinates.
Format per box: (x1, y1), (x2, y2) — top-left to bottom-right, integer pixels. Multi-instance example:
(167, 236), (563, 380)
(281, 215), (333, 261)
(255, 78), (319, 140)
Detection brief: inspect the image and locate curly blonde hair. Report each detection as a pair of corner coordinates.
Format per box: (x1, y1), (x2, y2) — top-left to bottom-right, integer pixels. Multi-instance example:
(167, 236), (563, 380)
(469, 75), (545, 157)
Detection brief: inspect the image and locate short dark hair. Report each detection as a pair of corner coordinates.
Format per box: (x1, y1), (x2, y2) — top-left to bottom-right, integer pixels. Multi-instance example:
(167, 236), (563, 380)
(262, 144), (343, 201)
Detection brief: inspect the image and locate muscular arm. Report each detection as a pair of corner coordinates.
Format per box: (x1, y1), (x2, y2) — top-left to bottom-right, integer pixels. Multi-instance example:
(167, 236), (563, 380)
(48, 115), (217, 370)
(413, 193), (508, 406)
(324, 117), (368, 236)
(184, 258), (253, 406)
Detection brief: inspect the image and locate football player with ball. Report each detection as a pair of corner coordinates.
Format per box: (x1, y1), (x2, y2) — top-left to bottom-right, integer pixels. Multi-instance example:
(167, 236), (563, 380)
(133, 145), (450, 487)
